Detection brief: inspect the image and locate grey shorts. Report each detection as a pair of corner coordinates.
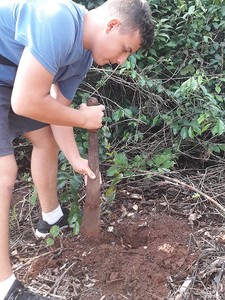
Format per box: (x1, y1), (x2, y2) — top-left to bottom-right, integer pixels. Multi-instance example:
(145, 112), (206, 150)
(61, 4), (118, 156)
(0, 85), (48, 157)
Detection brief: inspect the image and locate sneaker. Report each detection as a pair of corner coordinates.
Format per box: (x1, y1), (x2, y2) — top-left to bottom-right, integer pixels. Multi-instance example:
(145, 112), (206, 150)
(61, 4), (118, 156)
(4, 279), (53, 300)
(35, 208), (70, 238)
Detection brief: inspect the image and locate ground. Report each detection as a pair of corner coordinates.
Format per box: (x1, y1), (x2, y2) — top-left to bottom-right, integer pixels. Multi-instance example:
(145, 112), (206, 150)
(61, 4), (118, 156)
(10, 175), (225, 300)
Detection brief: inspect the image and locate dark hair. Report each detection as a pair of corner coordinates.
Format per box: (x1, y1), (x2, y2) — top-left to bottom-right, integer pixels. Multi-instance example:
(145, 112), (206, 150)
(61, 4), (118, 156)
(102, 0), (155, 49)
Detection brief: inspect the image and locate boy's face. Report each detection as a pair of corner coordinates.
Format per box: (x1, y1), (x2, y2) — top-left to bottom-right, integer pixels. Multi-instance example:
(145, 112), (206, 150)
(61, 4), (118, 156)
(91, 19), (141, 66)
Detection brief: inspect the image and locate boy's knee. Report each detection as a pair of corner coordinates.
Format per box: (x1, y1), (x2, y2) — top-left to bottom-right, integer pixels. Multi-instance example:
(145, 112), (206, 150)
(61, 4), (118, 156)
(0, 157), (17, 193)
(25, 126), (59, 153)
(34, 137), (59, 154)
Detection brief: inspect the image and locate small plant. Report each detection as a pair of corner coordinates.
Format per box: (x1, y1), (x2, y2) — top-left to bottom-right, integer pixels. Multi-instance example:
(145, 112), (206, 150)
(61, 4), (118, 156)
(106, 148), (177, 201)
(46, 225), (60, 246)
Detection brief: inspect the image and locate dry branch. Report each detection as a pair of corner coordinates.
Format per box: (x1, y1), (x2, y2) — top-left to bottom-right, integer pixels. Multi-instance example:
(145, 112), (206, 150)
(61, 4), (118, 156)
(141, 171), (225, 216)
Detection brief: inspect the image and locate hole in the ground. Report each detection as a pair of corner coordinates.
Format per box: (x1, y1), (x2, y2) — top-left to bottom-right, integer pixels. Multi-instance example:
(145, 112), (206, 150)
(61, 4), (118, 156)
(103, 223), (151, 249)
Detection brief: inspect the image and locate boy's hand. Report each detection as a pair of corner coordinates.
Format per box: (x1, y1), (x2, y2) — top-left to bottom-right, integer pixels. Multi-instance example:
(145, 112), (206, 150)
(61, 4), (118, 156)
(73, 156), (96, 180)
(78, 103), (105, 129)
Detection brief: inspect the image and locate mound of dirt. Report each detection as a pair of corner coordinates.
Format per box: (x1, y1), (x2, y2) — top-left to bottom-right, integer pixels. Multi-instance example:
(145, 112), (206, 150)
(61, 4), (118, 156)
(16, 213), (195, 300)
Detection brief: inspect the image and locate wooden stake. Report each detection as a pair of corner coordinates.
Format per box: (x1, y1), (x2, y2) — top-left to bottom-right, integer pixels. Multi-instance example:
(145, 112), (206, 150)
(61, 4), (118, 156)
(80, 97), (101, 237)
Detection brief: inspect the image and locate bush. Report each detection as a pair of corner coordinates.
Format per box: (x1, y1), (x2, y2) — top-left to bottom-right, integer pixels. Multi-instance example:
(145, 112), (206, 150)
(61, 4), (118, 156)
(20, 0), (221, 219)
(70, 0), (225, 200)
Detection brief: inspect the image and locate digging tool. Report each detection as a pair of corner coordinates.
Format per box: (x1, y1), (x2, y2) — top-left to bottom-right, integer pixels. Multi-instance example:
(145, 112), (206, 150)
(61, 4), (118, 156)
(80, 97), (101, 237)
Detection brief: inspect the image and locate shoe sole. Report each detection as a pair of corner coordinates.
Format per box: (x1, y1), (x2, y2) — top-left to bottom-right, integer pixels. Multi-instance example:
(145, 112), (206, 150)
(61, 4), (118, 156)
(35, 224), (70, 238)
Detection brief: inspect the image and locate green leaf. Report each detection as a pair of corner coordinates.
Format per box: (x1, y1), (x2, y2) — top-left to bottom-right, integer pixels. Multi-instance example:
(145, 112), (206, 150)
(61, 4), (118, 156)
(218, 144), (225, 151)
(192, 193), (200, 199)
(180, 127), (188, 139)
(215, 85), (221, 93)
(166, 40), (177, 48)
(188, 127), (195, 139)
(215, 95), (224, 102)
(180, 65), (195, 75)
(139, 77), (146, 87)
(131, 70), (137, 79)
(128, 55), (137, 65)
(73, 222), (80, 235)
(203, 36), (208, 43)
(188, 5), (195, 14)
(46, 238), (54, 247)
(202, 123), (211, 133)
(114, 152), (128, 166)
(189, 77), (198, 90)
(112, 173), (124, 185)
(148, 48), (157, 56)
(105, 186), (116, 202)
(152, 115), (160, 126)
(212, 119), (225, 136)
(119, 67), (126, 74)
(124, 108), (133, 118)
(209, 145), (221, 153)
(112, 109), (124, 122)
(161, 160), (174, 169)
(222, 6), (225, 16)
(193, 125), (202, 135)
(60, 191), (70, 203)
(107, 165), (118, 177)
(197, 114), (206, 125)
(50, 225), (60, 238)
(30, 189), (38, 208)
(171, 123), (181, 135)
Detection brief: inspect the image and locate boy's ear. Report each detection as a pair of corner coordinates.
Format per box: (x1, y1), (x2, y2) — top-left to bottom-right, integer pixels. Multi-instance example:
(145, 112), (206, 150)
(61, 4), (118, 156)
(106, 18), (121, 33)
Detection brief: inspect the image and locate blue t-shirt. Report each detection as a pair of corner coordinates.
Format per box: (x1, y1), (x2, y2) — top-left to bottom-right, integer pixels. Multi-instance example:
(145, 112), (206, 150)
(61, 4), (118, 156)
(0, 0), (93, 100)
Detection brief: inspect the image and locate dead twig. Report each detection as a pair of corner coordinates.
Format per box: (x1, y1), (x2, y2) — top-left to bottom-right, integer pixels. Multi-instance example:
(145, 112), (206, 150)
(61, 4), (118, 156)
(13, 250), (53, 272)
(157, 174), (225, 216)
(140, 171), (225, 216)
(47, 261), (78, 295)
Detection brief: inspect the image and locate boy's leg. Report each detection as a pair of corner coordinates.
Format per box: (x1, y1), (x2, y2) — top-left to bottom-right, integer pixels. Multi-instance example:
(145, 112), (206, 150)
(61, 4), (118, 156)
(23, 126), (60, 213)
(0, 86), (54, 299)
(0, 154), (17, 282)
(24, 126), (70, 238)
(0, 85), (19, 299)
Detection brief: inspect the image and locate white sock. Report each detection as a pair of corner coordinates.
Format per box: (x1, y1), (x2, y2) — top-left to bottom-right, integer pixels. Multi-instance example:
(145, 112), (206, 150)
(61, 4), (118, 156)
(0, 274), (16, 300)
(42, 205), (63, 225)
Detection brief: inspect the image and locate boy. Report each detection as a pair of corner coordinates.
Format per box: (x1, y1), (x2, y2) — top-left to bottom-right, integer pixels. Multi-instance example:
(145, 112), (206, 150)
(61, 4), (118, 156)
(0, 0), (155, 299)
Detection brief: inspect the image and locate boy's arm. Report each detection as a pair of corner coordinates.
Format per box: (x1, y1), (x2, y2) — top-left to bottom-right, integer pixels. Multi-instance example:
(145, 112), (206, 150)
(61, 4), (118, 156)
(50, 84), (96, 179)
(11, 48), (104, 129)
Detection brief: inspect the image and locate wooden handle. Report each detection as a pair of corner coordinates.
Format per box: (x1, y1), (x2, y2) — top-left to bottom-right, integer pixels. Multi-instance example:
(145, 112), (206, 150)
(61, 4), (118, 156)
(87, 97), (99, 107)
(80, 97), (101, 237)
(86, 97), (100, 186)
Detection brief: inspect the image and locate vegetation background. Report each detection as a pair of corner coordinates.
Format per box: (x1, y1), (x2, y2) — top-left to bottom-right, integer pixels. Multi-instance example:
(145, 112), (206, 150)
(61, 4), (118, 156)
(16, 0), (225, 233)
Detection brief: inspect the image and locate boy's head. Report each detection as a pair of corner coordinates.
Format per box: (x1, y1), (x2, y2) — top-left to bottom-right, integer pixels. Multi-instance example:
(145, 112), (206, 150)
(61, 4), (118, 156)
(100, 0), (155, 50)
(84, 0), (155, 66)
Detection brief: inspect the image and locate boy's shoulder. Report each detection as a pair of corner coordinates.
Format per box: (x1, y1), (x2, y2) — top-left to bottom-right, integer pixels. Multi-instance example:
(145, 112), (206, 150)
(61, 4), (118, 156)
(31, 0), (85, 14)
